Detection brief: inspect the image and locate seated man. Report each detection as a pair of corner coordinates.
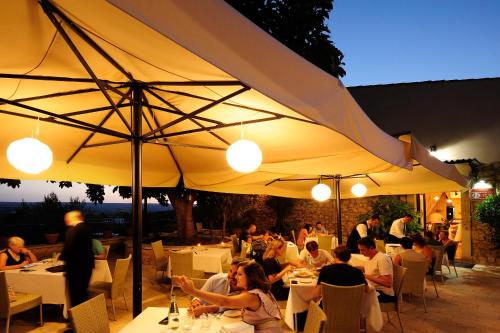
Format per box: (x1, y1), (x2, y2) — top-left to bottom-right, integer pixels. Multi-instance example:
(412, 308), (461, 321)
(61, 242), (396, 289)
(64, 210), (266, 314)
(314, 222), (328, 235)
(313, 246), (366, 298)
(393, 237), (426, 266)
(298, 241), (334, 268)
(92, 239), (106, 260)
(190, 258), (244, 317)
(358, 237), (395, 303)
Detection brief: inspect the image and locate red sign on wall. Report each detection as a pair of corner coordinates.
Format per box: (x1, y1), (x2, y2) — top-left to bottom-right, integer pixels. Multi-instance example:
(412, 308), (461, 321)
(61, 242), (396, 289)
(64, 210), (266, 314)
(470, 188), (496, 201)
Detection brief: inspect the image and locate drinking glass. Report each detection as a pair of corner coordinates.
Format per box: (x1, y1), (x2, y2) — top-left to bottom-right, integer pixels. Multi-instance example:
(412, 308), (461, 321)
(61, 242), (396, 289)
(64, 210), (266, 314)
(169, 313), (180, 330)
(200, 313), (211, 329)
(181, 316), (193, 331)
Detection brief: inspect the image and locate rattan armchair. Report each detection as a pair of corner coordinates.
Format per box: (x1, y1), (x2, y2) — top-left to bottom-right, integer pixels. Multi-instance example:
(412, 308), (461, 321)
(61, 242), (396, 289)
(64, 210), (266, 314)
(151, 240), (168, 279)
(69, 294), (110, 333)
(0, 272), (43, 333)
(169, 250), (205, 278)
(321, 282), (365, 333)
(379, 264), (407, 333)
(89, 254), (131, 320)
(401, 259), (429, 312)
(318, 235), (333, 253)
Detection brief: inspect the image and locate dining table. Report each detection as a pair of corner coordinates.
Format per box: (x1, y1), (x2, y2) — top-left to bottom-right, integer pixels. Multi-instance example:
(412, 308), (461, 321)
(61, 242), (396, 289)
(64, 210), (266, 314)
(5, 259), (112, 317)
(284, 265), (383, 333)
(167, 247), (233, 277)
(119, 307), (252, 333)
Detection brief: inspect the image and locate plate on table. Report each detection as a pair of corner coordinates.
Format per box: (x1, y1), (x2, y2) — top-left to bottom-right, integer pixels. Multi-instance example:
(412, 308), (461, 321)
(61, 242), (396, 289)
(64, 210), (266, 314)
(295, 271), (313, 278)
(223, 309), (242, 318)
(22, 263), (34, 268)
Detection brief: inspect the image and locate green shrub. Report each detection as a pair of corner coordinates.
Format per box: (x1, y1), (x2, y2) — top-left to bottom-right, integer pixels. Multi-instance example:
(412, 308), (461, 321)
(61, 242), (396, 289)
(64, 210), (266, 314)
(475, 194), (500, 248)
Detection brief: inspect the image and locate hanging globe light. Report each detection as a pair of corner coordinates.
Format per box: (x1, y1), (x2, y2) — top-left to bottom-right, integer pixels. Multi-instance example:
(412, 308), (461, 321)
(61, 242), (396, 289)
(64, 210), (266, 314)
(7, 137), (53, 174)
(351, 183), (367, 197)
(226, 139), (262, 173)
(312, 183), (331, 202)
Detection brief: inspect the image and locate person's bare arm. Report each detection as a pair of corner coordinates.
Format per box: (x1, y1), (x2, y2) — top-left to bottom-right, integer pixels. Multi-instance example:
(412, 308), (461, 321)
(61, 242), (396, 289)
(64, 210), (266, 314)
(364, 274), (392, 288)
(267, 264), (293, 283)
(393, 254), (402, 266)
(21, 248), (38, 263)
(175, 276), (261, 310)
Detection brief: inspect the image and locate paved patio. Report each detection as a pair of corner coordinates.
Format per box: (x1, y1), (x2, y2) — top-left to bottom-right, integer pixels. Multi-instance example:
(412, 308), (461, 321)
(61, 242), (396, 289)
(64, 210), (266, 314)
(7, 262), (500, 333)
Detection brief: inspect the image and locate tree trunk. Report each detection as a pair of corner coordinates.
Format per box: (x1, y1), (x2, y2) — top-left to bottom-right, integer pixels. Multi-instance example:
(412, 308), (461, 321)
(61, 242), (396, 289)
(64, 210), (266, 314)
(167, 193), (195, 242)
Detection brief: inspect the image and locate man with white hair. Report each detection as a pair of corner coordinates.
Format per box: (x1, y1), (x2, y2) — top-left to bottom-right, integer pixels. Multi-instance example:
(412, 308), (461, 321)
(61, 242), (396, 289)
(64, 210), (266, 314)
(60, 210), (94, 306)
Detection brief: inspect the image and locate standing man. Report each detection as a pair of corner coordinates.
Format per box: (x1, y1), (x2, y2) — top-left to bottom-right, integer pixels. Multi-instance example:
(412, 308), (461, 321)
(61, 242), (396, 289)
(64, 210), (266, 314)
(189, 258), (244, 317)
(61, 210), (94, 307)
(346, 215), (380, 254)
(387, 214), (412, 244)
(358, 237), (395, 303)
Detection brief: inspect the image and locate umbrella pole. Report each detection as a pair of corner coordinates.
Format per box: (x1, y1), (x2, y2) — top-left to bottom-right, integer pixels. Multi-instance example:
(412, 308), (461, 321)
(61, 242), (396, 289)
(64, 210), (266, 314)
(132, 85), (143, 317)
(334, 175), (342, 244)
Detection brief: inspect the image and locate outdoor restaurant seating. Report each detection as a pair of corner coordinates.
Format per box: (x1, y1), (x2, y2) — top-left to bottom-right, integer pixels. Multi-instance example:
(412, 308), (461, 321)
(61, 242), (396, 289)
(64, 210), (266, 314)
(446, 242), (459, 277)
(318, 235), (333, 253)
(321, 282), (365, 333)
(151, 240), (168, 280)
(428, 245), (446, 283)
(69, 294), (110, 333)
(89, 254), (131, 320)
(0, 271), (43, 333)
(401, 259), (429, 312)
(380, 264), (407, 333)
(240, 241), (249, 259)
(102, 245), (111, 260)
(303, 301), (327, 333)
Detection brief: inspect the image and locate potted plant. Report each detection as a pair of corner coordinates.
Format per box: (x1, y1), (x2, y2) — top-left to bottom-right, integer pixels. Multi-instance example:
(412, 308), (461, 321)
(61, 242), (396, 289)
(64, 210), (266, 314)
(475, 194), (500, 248)
(39, 192), (65, 244)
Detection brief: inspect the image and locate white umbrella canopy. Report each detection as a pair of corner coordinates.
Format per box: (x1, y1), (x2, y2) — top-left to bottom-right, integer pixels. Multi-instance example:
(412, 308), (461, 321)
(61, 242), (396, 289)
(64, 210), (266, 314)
(0, 0), (411, 189)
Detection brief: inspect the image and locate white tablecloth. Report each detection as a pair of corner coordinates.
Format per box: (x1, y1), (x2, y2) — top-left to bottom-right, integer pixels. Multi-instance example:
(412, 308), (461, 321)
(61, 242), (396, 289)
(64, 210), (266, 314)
(168, 248), (233, 276)
(5, 259), (112, 317)
(119, 307), (246, 333)
(284, 265), (383, 332)
(385, 243), (403, 257)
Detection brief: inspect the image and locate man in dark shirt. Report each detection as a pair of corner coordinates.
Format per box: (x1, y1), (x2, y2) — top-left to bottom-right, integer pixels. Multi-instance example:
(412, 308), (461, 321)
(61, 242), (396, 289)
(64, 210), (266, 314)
(313, 246), (366, 298)
(238, 223), (256, 252)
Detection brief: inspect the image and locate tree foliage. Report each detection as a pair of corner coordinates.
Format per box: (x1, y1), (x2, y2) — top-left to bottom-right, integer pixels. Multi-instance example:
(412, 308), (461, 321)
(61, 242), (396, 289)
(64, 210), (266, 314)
(0, 178), (21, 188)
(475, 194), (500, 248)
(357, 197), (422, 238)
(265, 196), (295, 235)
(225, 0), (345, 77)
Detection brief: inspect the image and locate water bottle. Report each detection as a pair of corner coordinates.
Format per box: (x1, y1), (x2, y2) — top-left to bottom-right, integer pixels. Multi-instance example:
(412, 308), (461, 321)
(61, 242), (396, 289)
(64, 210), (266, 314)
(51, 252), (57, 266)
(169, 294), (180, 329)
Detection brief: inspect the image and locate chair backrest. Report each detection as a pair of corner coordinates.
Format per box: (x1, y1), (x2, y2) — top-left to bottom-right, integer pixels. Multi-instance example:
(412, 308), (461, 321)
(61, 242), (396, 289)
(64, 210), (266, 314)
(240, 241), (249, 259)
(102, 245), (110, 260)
(303, 301), (327, 333)
(69, 294), (110, 333)
(151, 240), (167, 269)
(429, 245), (444, 274)
(291, 230), (297, 244)
(231, 234), (239, 250)
(401, 259), (427, 294)
(0, 272), (10, 316)
(111, 254), (131, 299)
(392, 264), (407, 300)
(375, 239), (386, 253)
(321, 283), (365, 333)
(170, 250), (194, 276)
(446, 242), (458, 262)
(318, 236), (332, 252)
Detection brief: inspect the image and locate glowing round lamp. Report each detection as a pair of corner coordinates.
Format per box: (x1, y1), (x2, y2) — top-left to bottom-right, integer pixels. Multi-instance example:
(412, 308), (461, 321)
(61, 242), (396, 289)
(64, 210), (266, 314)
(226, 139), (262, 173)
(433, 196), (440, 201)
(351, 183), (367, 197)
(473, 180), (492, 189)
(312, 183), (331, 202)
(7, 137), (53, 174)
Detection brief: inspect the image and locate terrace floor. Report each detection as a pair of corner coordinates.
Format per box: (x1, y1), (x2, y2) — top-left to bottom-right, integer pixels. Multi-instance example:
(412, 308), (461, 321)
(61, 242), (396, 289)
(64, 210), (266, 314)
(7, 262), (500, 333)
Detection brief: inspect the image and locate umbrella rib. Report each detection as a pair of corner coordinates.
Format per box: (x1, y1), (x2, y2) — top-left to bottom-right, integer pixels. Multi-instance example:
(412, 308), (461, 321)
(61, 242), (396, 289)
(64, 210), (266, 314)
(144, 104), (221, 125)
(149, 86), (317, 125)
(0, 73), (126, 84)
(147, 141), (226, 152)
(143, 86), (250, 138)
(66, 89), (132, 164)
(144, 87), (230, 146)
(83, 139), (129, 148)
(151, 115), (281, 140)
(4, 88), (101, 106)
(60, 103), (132, 118)
(142, 94), (183, 175)
(146, 80), (243, 86)
(40, 0), (133, 134)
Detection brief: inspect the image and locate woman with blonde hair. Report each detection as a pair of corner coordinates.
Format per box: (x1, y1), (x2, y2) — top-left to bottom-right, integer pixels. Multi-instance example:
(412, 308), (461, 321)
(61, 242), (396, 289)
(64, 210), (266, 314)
(0, 236), (38, 270)
(262, 239), (299, 300)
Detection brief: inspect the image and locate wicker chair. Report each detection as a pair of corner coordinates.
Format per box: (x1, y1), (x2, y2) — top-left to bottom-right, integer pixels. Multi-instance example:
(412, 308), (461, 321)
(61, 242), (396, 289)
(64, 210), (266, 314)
(291, 230), (297, 244)
(321, 283), (365, 333)
(231, 234), (239, 257)
(169, 250), (205, 278)
(428, 245), (445, 282)
(69, 294), (110, 333)
(303, 301), (327, 333)
(0, 272), (43, 333)
(446, 242), (459, 277)
(88, 254), (131, 320)
(318, 235), (333, 253)
(102, 245), (111, 260)
(240, 241), (249, 259)
(401, 259), (429, 312)
(151, 240), (168, 279)
(379, 264), (407, 333)
(376, 239), (386, 253)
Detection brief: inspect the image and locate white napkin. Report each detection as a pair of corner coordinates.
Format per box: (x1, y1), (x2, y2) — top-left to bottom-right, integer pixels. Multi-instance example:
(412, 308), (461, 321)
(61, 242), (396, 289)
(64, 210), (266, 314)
(221, 321), (254, 333)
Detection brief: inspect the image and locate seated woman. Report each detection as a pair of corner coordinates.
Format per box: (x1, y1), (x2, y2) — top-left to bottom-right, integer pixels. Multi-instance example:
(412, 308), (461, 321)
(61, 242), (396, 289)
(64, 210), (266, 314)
(412, 234), (434, 270)
(262, 239), (301, 300)
(175, 261), (283, 333)
(0, 236), (38, 270)
(296, 223), (312, 249)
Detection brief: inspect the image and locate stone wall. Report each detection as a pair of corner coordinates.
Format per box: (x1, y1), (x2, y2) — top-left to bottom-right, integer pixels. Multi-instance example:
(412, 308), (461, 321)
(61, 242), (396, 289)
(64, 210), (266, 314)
(472, 222), (500, 264)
